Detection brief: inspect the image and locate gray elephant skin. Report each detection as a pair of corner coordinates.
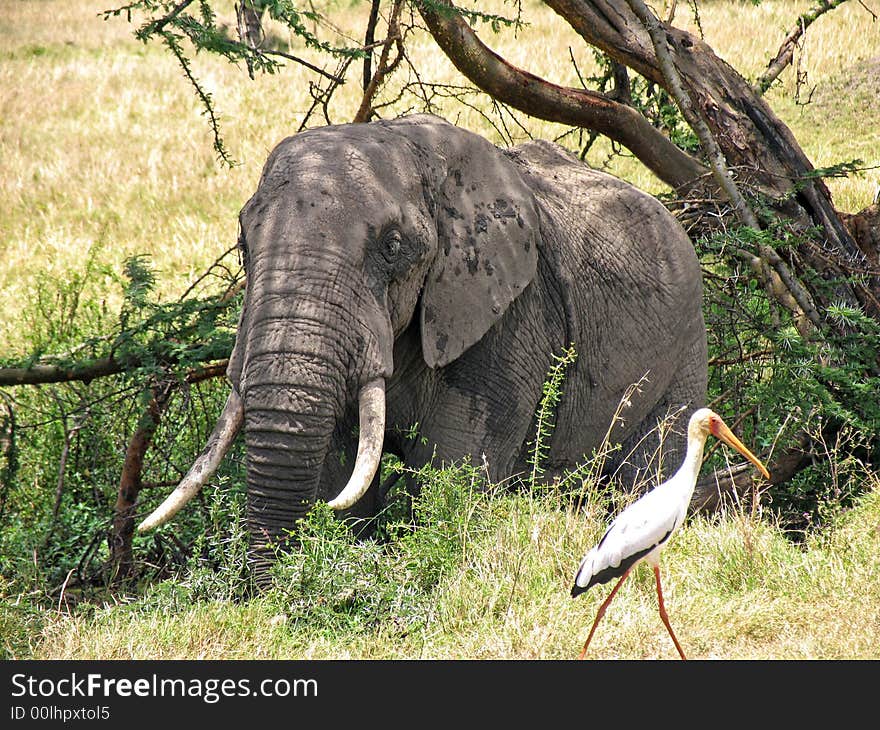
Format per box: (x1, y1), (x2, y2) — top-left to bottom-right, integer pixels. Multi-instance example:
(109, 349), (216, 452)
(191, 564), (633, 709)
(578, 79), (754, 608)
(140, 114), (707, 579)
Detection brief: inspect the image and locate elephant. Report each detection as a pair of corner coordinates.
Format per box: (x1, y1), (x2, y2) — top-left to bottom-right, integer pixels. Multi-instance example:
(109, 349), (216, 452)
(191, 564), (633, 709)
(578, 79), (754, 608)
(138, 113), (708, 581)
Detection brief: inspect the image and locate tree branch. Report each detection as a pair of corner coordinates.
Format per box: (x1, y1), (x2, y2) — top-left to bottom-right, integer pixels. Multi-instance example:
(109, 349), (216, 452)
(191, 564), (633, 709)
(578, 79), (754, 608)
(625, 0), (826, 335)
(258, 48), (346, 84)
(0, 358), (131, 387)
(414, 0), (707, 191)
(755, 0), (850, 94)
(363, 0), (382, 91)
(110, 380), (176, 579)
(0, 353), (230, 387)
(545, 0), (866, 285)
(139, 0), (196, 35)
(353, 0), (405, 123)
(626, 0), (757, 228)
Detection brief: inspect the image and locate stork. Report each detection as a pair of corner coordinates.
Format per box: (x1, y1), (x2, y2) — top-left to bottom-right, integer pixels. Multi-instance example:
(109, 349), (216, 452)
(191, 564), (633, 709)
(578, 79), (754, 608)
(571, 407), (770, 660)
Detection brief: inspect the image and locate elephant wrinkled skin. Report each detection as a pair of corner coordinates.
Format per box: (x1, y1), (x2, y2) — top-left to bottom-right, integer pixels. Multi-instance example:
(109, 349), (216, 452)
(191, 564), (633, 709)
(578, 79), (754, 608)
(141, 114), (708, 580)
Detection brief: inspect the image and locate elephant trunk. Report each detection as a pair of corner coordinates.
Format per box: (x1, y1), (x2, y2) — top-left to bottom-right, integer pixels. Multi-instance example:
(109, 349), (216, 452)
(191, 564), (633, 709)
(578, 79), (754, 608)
(245, 377), (385, 577)
(242, 358), (342, 567)
(241, 287), (389, 574)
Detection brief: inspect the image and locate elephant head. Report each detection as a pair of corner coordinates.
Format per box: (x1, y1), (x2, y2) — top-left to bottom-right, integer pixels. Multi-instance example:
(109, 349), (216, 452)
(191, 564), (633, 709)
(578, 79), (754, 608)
(139, 115), (544, 576)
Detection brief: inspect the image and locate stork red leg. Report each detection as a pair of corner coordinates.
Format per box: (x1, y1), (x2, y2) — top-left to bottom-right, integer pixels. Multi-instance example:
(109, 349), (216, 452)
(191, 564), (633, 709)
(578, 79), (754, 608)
(653, 564), (687, 660)
(578, 567), (632, 659)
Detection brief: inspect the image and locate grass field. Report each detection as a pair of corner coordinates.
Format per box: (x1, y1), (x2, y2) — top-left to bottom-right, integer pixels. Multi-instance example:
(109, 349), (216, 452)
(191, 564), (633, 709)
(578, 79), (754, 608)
(11, 470), (880, 660)
(1, 0), (879, 660)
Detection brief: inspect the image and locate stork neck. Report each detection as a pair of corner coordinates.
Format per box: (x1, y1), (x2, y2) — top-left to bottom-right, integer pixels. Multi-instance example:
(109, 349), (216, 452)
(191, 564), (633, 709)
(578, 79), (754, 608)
(672, 432), (709, 495)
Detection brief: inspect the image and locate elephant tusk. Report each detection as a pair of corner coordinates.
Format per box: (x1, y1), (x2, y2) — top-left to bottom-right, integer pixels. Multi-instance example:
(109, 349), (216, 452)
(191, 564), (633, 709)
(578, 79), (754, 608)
(327, 378), (386, 510)
(137, 389), (244, 532)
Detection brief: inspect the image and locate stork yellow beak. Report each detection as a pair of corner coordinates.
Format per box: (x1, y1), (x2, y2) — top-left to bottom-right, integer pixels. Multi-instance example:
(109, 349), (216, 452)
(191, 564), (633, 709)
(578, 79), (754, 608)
(710, 418), (771, 480)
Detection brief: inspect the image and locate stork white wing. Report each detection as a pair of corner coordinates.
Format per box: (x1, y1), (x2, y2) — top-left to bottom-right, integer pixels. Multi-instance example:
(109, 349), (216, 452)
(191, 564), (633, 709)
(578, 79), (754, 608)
(573, 477), (689, 593)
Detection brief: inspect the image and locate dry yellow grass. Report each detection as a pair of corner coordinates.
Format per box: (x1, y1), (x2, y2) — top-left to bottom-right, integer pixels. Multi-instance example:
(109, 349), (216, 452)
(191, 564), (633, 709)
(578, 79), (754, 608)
(1, 0), (877, 352)
(21, 476), (880, 660)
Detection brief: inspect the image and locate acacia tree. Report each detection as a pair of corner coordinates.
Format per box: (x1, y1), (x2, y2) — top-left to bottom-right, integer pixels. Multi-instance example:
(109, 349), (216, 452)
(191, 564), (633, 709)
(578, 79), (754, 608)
(3, 0), (879, 582)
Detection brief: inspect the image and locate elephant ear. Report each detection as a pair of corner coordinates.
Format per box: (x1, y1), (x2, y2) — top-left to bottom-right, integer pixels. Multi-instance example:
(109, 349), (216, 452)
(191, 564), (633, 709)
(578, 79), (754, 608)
(419, 125), (540, 369)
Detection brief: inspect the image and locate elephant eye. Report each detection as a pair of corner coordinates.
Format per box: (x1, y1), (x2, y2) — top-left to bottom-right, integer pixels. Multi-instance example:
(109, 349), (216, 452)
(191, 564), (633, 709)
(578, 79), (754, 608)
(382, 230), (402, 261)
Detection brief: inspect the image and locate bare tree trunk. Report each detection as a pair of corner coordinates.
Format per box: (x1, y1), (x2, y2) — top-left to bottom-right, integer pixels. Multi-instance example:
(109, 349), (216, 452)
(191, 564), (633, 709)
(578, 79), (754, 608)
(109, 382), (174, 580)
(543, 0), (877, 317)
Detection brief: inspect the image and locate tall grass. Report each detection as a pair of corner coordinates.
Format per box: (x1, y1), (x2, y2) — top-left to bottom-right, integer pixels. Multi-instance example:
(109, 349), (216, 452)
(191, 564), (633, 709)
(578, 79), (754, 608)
(5, 352), (879, 660)
(8, 456), (879, 660)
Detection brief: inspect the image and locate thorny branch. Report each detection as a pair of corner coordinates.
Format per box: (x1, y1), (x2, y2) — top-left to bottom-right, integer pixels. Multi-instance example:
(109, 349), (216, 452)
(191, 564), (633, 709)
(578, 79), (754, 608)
(755, 0), (851, 94)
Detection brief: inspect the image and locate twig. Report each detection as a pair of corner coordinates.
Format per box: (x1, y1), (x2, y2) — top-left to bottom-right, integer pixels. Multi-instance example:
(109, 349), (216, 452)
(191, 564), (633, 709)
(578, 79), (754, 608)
(258, 48), (345, 83)
(299, 55), (356, 130)
(76, 530), (107, 583)
(353, 0), (405, 123)
(859, 0), (878, 20)
(754, 0), (850, 94)
(140, 0), (195, 35)
(0, 393), (16, 523)
(176, 245), (241, 302)
(708, 349), (774, 367)
(162, 31), (235, 166)
(43, 406), (87, 551)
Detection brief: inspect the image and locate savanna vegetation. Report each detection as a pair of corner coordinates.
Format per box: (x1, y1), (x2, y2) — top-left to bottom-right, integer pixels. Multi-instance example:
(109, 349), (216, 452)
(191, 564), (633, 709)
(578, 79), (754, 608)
(1, 0), (879, 659)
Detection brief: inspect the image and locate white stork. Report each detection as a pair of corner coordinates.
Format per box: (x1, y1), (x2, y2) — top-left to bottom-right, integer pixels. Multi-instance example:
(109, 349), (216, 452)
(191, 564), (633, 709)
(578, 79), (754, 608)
(571, 407), (770, 660)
